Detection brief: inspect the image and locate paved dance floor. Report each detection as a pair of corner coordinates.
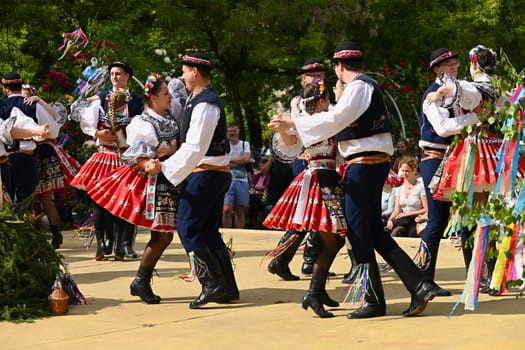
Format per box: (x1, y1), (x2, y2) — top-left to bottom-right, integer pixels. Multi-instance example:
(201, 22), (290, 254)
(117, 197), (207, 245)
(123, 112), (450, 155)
(2, 229), (524, 349)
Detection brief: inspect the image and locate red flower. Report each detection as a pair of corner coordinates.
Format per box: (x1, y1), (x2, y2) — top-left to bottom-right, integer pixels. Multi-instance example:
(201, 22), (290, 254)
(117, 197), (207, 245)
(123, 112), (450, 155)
(400, 85), (411, 93)
(389, 69), (396, 76)
(106, 41), (117, 50)
(380, 82), (388, 90)
(42, 82), (52, 92)
(63, 80), (74, 90)
(399, 61), (407, 67)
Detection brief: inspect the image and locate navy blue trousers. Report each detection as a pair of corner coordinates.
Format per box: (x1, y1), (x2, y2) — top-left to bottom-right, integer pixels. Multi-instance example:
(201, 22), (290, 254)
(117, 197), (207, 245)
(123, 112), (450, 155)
(420, 157), (451, 248)
(343, 161), (398, 263)
(176, 170), (232, 252)
(1, 152), (36, 202)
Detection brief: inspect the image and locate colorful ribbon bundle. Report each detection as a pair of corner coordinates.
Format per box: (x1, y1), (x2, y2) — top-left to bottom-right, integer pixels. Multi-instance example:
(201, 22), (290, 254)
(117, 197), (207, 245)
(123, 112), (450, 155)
(57, 28), (89, 60)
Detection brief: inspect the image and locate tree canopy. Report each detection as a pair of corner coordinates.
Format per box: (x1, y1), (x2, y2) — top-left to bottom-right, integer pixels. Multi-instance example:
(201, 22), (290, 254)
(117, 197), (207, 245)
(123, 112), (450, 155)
(2, 0), (525, 149)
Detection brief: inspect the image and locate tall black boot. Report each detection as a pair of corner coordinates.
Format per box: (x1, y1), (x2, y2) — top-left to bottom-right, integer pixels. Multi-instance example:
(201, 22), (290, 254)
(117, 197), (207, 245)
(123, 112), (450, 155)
(422, 242), (451, 296)
(50, 225), (63, 249)
(481, 258), (496, 294)
(302, 231), (320, 275)
(341, 249), (360, 284)
(94, 229), (106, 261)
(212, 246), (240, 302)
(347, 260), (386, 318)
(189, 248), (227, 309)
(123, 224), (138, 259)
(268, 230), (305, 281)
(384, 247), (440, 316)
(302, 277), (334, 318)
(130, 265), (161, 304)
(113, 229), (125, 261)
(104, 228), (114, 256)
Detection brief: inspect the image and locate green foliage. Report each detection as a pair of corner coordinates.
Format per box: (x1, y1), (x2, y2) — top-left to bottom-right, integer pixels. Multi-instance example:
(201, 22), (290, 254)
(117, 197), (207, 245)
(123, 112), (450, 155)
(0, 203), (63, 322)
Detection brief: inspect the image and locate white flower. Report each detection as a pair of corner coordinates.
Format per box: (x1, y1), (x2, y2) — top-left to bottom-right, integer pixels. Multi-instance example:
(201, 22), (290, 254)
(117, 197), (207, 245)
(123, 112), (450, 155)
(154, 49), (164, 56)
(164, 56), (172, 64)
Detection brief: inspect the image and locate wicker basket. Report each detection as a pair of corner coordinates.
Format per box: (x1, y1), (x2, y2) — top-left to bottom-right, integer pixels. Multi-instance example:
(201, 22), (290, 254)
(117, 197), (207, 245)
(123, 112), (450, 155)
(49, 278), (69, 315)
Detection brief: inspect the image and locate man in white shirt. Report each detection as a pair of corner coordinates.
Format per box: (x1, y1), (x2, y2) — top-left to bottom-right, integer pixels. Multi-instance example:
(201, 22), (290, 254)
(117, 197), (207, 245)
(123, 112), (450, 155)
(269, 41), (440, 319)
(222, 121), (251, 228)
(417, 48), (479, 297)
(146, 52), (239, 309)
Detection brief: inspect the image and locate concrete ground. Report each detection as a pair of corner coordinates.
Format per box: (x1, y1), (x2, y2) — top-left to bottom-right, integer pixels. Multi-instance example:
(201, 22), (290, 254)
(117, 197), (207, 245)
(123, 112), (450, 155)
(1, 228), (524, 350)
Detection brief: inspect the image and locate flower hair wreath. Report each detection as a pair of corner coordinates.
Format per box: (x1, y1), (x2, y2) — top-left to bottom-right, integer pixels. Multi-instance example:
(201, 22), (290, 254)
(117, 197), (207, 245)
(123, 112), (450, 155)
(144, 73), (162, 97)
(300, 79), (326, 104)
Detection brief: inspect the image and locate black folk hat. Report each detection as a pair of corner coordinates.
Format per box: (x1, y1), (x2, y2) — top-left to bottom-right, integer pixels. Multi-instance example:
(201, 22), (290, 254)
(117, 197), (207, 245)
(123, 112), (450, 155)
(299, 58), (325, 75)
(331, 41), (364, 63)
(108, 61), (134, 77)
(1, 71), (24, 86)
(181, 52), (213, 71)
(428, 48), (458, 70)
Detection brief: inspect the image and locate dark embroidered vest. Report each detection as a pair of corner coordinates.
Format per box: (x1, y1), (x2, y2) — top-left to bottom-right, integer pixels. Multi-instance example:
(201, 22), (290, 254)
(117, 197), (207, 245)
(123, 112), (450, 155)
(0, 96), (37, 121)
(181, 87), (228, 156)
(419, 82), (454, 146)
(336, 74), (392, 142)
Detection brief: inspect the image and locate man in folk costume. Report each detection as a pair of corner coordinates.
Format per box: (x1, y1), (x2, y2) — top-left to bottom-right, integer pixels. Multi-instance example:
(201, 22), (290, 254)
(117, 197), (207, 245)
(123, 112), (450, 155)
(417, 48), (480, 296)
(145, 52), (239, 308)
(0, 72), (59, 202)
(270, 41), (441, 318)
(267, 58), (359, 281)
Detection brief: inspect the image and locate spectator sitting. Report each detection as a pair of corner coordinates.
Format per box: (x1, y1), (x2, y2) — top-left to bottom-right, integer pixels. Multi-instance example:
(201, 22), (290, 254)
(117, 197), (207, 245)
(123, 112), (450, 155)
(250, 157), (270, 194)
(382, 169), (403, 226)
(385, 156), (427, 237)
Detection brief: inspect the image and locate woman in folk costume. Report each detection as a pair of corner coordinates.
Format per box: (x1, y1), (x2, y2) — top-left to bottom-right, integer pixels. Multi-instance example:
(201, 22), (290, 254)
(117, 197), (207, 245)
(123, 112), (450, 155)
(71, 61), (143, 261)
(88, 73), (181, 304)
(263, 80), (347, 318)
(21, 85), (81, 249)
(70, 90), (140, 260)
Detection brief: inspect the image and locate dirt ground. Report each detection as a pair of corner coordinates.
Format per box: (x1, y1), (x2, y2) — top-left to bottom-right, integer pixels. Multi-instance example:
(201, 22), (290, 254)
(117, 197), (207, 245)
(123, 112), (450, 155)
(1, 229), (524, 350)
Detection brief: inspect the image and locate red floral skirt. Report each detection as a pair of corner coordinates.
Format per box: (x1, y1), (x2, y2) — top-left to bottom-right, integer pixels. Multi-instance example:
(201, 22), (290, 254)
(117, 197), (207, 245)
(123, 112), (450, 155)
(35, 142), (81, 194)
(433, 134), (525, 201)
(87, 164), (179, 232)
(70, 150), (122, 191)
(263, 169), (347, 235)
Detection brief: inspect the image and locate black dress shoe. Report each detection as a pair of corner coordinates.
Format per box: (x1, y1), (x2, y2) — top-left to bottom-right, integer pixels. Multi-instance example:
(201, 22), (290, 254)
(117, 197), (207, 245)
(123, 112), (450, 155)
(403, 281), (439, 316)
(268, 260), (300, 281)
(347, 301), (386, 319)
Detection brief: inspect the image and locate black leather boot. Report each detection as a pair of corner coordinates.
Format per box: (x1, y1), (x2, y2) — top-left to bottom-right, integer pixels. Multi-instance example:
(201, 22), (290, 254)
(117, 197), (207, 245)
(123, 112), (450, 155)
(104, 227), (114, 256)
(480, 258), (496, 294)
(130, 265), (161, 304)
(347, 260), (386, 318)
(267, 230), (305, 281)
(113, 229), (125, 261)
(94, 229), (106, 261)
(320, 283), (339, 308)
(341, 249), (360, 284)
(422, 241), (451, 296)
(123, 224), (138, 259)
(302, 277), (334, 318)
(301, 231), (320, 275)
(50, 225), (63, 249)
(189, 248), (227, 309)
(212, 246), (240, 303)
(384, 247), (440, 316)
